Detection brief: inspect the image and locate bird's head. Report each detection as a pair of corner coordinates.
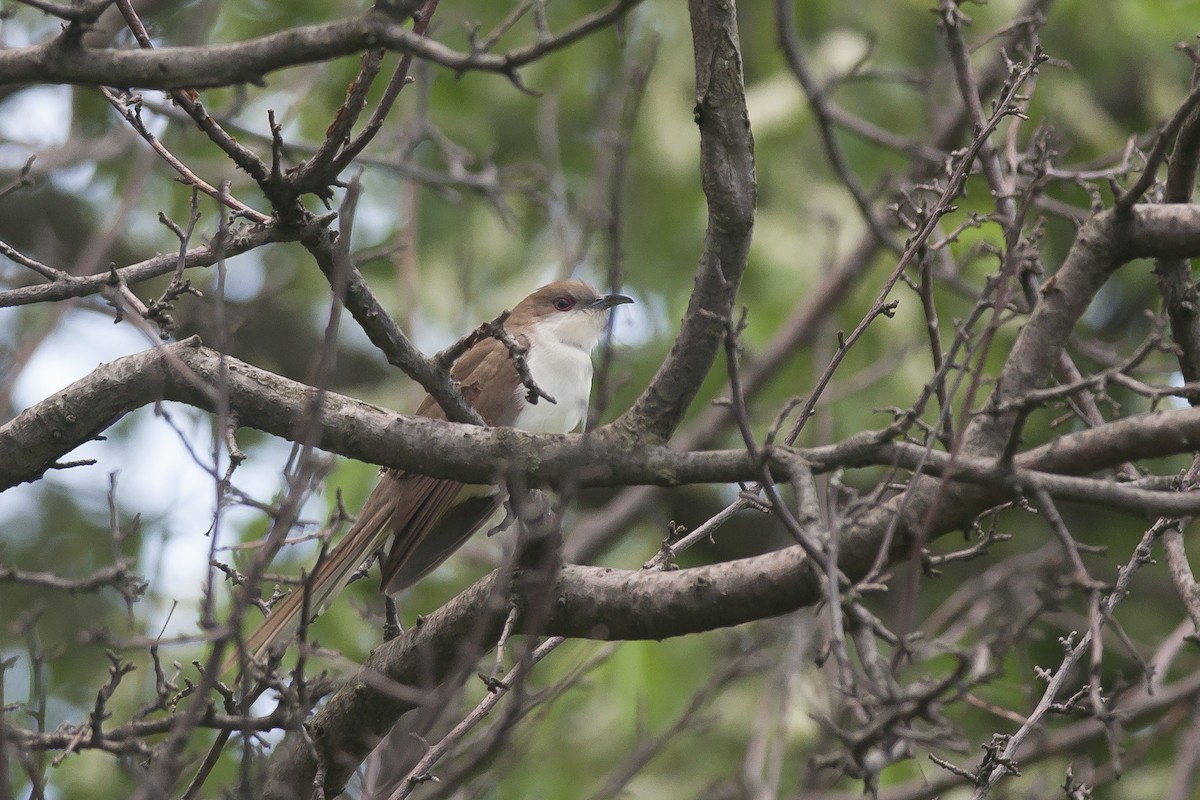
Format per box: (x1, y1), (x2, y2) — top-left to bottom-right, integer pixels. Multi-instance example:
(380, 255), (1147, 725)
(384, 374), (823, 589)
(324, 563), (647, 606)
(509, 280), (633, 351)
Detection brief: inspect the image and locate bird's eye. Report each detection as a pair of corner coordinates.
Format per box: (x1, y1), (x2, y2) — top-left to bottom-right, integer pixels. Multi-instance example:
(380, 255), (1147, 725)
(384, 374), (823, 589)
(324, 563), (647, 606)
(553, 296), (575, 311)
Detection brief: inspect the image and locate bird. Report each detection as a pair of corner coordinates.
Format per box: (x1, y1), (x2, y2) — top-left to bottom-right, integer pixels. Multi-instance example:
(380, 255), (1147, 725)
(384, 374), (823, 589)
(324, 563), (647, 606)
(236, 280), (633, 667)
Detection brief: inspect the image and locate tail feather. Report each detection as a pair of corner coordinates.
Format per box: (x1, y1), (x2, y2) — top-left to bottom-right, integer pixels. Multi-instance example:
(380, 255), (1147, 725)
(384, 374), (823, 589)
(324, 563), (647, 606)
(226, 472), (482, 678)
(224, 498), (394, 676)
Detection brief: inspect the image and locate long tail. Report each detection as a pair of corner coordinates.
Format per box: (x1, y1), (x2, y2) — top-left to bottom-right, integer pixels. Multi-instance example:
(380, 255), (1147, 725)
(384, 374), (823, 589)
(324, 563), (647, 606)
(224, 502), (393, 676)
(225, 472), (477, 676)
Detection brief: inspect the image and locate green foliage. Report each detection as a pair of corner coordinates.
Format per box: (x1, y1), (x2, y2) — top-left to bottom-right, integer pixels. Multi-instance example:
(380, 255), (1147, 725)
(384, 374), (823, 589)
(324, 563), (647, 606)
(5, 0), (1200, 797)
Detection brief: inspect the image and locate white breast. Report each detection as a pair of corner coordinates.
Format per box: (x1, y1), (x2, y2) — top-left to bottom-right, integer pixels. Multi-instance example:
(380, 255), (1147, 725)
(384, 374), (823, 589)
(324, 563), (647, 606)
(512, 327), (595, 434)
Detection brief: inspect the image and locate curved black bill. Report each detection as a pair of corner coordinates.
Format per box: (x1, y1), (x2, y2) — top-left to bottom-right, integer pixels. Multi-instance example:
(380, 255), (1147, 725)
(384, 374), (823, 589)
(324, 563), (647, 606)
(592, 293), (634, 310)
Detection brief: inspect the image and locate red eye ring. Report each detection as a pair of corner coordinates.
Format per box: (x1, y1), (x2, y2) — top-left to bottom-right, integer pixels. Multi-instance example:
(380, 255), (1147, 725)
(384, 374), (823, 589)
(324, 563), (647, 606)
(553, 295), (575, 311)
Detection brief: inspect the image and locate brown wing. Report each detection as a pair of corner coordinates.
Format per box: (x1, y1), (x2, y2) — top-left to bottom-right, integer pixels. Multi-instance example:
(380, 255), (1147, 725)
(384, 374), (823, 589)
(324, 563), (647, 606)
(234, 332), (524, 670)
(414, 335), (525, 426)
(379, 482), (502, 592)
(376, 335), (522, 589)
(235, 470), (439, 667)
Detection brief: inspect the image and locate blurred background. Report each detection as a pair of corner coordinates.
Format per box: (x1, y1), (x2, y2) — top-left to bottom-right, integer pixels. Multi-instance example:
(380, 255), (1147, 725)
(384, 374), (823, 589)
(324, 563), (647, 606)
(3, 0), (1200, 797)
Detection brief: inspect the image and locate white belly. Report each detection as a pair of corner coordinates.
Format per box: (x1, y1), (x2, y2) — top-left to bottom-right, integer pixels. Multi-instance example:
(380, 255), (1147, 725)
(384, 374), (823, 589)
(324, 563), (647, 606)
(512, 335), (593, 433)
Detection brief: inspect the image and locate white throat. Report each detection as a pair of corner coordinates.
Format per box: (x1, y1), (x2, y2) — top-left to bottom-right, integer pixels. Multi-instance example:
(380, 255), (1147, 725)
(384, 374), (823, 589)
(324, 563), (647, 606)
(512, 314), (602, 433)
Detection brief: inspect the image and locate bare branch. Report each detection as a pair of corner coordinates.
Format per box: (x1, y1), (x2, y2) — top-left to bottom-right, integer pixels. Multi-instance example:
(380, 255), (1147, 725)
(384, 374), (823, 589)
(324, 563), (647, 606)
(0, 2), (643, 90)
(612, 0), (755, 443)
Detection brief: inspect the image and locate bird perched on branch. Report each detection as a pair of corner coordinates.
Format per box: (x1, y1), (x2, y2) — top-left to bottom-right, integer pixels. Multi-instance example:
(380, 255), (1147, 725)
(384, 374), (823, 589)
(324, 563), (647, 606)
(237, 280), (633, 666)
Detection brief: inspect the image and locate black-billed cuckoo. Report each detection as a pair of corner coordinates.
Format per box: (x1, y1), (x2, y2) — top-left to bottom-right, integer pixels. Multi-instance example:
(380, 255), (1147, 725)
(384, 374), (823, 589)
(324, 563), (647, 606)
(240, 280), (633, 663)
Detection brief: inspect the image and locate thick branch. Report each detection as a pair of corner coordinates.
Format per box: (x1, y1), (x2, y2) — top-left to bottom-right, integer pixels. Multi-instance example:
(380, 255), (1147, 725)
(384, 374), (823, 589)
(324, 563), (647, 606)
(1155, 65), (1200, 390)
(0, 3), (641, 90)
(612, 0), (756, 443)
(968, 203), (1200, 453)
(833, 203), (1200, 578)
(9, 338), (1200, 516)
(262, 548), (819, 798)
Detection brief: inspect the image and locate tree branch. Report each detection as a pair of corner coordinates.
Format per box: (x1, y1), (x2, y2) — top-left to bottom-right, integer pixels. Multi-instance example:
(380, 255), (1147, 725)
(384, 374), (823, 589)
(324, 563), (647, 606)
(0, 220), (291, 308)
(0, 2), (642, 90)
(611, 0), (756, 444)
(8, 337), (1200, 514)
(261, 547), (820, 798)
